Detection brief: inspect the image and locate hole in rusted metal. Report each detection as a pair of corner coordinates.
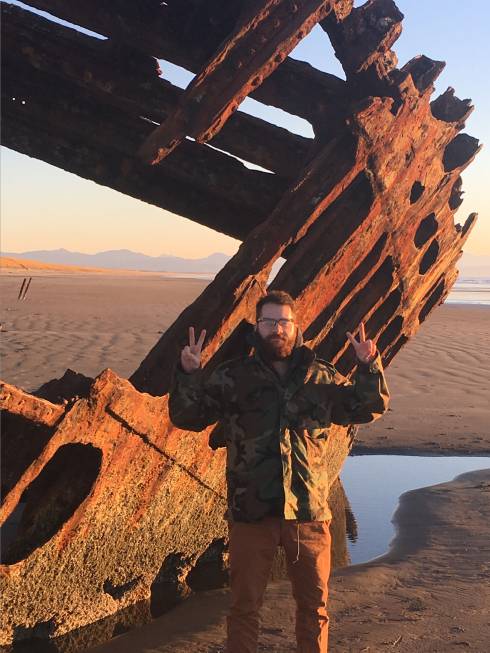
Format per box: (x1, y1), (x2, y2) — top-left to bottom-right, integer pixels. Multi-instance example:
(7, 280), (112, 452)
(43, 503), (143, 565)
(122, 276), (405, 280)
(365, 287), (402, 336)
(419, 277), (445, 323)
(414, 213), (438, 249)
(1, 413), (54, 498)
(382, 333), (408, 367)
(409, 181), (424, 204)
(0, 444), (102, 565)
(419, 239), (439, 275)
(377, 315), (404, 353)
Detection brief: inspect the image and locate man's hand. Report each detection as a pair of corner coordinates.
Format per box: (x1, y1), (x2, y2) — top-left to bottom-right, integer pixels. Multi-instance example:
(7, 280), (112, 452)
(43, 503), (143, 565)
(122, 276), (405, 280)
(181, 326), (207, 373)
(346, 322), (376, 364)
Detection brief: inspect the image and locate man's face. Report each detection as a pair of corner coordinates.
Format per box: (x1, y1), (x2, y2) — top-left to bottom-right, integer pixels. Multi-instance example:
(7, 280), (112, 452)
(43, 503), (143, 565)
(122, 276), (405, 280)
(256, 303), (297, 361)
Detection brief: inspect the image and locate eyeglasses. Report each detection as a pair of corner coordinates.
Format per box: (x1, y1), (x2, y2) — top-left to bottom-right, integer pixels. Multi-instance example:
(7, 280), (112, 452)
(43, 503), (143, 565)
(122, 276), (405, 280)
(257, 318), (295, 330)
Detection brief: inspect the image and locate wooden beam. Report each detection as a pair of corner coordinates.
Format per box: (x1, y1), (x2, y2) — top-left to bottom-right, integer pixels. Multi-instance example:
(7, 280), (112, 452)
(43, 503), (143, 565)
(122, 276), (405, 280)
(138, 0), (334, 163)
(21, 0), (348, 123)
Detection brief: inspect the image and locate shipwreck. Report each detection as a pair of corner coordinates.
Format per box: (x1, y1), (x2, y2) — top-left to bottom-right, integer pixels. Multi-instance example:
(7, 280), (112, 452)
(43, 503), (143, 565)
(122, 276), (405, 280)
(0, 0), (481, 648)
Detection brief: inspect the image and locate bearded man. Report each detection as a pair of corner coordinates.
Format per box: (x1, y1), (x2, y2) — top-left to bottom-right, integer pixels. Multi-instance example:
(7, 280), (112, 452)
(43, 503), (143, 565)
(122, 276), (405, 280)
(169, 290), (389, 653)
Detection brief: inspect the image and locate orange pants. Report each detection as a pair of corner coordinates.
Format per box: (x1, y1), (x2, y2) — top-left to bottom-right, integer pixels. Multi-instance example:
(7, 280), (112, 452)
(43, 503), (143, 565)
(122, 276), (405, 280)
(227, 517), (331, 653)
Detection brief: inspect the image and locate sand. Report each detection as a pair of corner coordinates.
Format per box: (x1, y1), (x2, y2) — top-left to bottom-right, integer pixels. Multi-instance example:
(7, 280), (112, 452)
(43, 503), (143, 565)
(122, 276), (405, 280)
(0, 271), (209, 391)
(1, 267), (489, 651)
(355, 303), (490, 455)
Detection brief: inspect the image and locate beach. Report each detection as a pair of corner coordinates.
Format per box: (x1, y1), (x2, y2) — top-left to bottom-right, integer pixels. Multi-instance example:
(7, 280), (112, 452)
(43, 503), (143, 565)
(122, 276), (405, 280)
(1, 270), (489, 459)
(1, 267), (489, 651)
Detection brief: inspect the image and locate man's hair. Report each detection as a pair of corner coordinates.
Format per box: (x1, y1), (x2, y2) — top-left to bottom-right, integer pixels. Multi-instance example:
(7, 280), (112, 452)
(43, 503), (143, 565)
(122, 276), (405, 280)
(256, 290), (295, 320)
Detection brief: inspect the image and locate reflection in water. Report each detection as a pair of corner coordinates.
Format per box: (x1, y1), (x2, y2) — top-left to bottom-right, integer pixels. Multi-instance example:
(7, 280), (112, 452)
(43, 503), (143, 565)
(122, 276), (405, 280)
(342, 454), (490, 564)
(344, 504), (358, 543)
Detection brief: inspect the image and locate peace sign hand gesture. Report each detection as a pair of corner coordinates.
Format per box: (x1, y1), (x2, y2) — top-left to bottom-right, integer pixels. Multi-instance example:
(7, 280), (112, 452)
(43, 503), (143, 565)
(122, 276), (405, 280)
(346, 322), (376, 364)
(181, 326), (207, 373)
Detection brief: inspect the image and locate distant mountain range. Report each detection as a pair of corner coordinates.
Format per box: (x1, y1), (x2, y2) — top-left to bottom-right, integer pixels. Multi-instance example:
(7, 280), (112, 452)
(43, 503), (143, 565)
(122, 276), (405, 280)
(3, 249), (490, 277)
(2, 249), (232, 273)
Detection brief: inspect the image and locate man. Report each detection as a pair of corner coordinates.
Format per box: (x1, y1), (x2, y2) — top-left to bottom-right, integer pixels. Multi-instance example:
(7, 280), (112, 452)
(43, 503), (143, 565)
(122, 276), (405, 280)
(169, 290), (389, 653)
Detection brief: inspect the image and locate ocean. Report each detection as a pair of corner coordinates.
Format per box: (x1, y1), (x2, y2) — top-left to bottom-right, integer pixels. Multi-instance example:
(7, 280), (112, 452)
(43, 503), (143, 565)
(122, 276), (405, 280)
(446, 278), (490, 305)
(157, 273), (490, 306)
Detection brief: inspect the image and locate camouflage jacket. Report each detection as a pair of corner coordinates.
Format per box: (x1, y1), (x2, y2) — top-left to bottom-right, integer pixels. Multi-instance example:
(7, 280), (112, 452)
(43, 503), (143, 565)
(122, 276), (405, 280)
(169, 345), (389, 522)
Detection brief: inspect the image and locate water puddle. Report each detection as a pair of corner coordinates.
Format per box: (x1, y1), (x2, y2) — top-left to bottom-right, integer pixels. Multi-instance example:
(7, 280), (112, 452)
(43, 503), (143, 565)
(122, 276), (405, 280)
(341, 454), (490, 564)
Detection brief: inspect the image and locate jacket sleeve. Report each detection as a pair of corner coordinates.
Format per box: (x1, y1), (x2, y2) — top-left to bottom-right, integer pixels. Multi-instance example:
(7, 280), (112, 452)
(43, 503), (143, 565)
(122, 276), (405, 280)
(329, 352), (390, 426)
(168, 363), (226, 432)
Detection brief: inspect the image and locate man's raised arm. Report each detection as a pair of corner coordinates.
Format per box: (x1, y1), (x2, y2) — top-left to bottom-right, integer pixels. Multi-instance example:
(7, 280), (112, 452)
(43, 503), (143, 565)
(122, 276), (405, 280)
(330, 322), (390, 425)
(168, 327), (225, 432)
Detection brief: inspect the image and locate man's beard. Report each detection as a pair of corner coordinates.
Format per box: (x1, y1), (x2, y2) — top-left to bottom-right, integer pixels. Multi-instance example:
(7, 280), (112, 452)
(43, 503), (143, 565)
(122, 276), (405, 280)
(256, 331), (296, 362)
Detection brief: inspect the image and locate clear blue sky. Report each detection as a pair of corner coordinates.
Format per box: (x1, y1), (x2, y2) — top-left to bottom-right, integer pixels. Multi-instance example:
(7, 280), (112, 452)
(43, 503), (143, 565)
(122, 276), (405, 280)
(1, 0), (489, 257)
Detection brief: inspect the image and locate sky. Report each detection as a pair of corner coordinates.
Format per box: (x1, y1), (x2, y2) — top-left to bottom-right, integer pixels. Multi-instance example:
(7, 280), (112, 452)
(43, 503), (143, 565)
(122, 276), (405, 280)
(1, 0), (489, 258)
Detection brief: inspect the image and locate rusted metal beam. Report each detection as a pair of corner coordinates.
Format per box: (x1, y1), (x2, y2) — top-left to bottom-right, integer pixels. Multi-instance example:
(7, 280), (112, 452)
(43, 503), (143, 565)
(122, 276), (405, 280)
(2, 68), (286, 241)
(21, 0), (349, 123)
(0, 381), (65, 427)
(322, 0), (403, 77)
(138, 0), (334, 163)
(2, 4), (311, 178)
